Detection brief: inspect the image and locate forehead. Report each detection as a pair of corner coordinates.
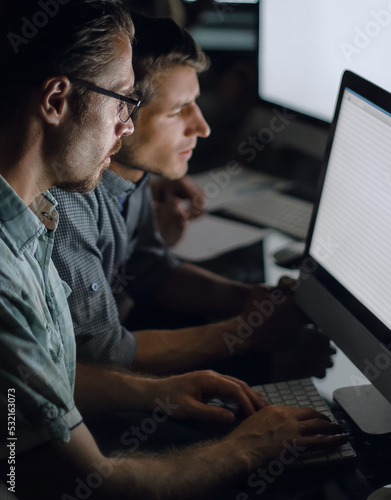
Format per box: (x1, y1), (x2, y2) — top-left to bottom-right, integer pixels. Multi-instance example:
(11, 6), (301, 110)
(149, 65), (200, 109)
(98, 38), (135, 92)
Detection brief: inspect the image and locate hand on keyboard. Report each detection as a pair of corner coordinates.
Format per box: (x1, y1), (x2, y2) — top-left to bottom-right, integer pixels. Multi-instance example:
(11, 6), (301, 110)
(228, 404), (348, 470)
(249, 378), (356, 467)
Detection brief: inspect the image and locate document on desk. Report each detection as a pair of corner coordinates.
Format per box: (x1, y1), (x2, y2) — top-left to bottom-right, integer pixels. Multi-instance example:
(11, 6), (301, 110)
(170, 213), (269, 262)
(191, 166), (286, 211)
(191, 166), (311, 240)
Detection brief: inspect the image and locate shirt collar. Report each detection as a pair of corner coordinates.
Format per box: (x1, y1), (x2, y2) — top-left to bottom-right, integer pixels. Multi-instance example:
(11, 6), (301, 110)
(0, 175), (59, 254)
(102, 169), (149, 197)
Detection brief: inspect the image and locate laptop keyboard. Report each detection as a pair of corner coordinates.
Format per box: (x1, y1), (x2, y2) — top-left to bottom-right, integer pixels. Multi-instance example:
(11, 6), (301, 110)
(251, 378), (356, 467)
(225, 190), (313, 240)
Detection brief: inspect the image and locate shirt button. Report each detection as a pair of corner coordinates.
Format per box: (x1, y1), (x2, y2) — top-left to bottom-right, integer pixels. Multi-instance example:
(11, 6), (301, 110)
(91, 283), (99, 291)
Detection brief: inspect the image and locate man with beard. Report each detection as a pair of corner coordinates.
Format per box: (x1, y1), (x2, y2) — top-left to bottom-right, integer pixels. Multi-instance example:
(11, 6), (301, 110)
(51, 12), (334, 382)
(0, 3), (347, 499)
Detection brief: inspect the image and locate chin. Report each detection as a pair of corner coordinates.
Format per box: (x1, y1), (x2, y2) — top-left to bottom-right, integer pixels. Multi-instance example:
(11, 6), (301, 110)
(163, 162), (189, 180)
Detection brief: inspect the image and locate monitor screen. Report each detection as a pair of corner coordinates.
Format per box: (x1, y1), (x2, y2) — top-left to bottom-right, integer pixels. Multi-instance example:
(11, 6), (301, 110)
(295, 71), (391, 434)
(259, 0), (391, 123)
(310, 88), (391, 332)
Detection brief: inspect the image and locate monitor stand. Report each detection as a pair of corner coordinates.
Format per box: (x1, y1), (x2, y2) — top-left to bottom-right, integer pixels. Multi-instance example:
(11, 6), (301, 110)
(334, 384), (391, 435)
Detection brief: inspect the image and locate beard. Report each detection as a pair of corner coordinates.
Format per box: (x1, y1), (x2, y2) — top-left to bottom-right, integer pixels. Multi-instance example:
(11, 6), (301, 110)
(113, 142), (184, 180)
(112, 140), (139, 170)
(55, 139), (123, 194)
(56, 170), (104, 194)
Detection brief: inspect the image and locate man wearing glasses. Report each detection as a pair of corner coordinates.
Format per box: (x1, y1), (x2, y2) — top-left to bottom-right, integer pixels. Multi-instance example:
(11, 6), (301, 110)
(0, 2), (347, 499)
(52, 11), (334, 384)
(72, 77), (141, 123)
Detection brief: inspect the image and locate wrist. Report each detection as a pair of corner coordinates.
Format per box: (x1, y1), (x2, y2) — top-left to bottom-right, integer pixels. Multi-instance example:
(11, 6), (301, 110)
(122, 374), (162, 411)
(220, 314), (261, 356)
(224, 430), (268, 476)
(216, 283), (254, 317)
(233, 283), (254, 307)
(217, 435), (257, 480)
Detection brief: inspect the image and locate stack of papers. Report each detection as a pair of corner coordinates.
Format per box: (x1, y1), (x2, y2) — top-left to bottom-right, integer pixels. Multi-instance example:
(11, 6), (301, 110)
(191, 166), (287, 211)
(171, 213), (268, 262)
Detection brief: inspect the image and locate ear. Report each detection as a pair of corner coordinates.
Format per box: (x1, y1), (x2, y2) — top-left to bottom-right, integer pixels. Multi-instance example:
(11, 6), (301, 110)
(40, 76), (72, 125)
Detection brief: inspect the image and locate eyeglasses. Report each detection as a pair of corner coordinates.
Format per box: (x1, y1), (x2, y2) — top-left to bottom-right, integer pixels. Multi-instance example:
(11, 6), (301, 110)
(71, 78), (141, 123)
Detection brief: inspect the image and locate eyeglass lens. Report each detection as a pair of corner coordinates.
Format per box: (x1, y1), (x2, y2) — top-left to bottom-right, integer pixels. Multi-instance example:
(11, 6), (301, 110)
(119, 102), (134, 123)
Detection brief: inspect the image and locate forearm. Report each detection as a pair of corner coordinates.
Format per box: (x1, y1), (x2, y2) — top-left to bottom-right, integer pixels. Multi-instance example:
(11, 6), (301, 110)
(132, 317), (249, 375)
(111, 438), (249, 500)
(13, 406), (347, 500)
(134, 283), (302, 375)
(74, 363), (159, 414)
(13, 425), (250, 500)
(153, 262), (253, 318)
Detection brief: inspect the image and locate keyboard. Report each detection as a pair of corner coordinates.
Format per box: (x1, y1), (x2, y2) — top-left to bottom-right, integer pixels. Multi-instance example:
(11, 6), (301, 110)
(251, 378), (356, 467)
(225, 189), (313, 240)
(207, 377), (355, 468)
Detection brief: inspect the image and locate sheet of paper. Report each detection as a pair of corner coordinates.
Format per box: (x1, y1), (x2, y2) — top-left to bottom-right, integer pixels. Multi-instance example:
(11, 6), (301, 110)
(171, 213), (269, 262)
(191, 165), (287, 211)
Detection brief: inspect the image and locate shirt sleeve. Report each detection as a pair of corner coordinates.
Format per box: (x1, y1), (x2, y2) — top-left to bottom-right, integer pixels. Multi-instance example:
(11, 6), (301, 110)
(0, 288), (82, 459)
(122, 180), (180, 303)
(51, 189), (138, 369)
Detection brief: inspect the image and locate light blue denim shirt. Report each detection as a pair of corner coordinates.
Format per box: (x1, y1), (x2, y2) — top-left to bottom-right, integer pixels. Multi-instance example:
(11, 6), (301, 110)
(0, 175), (82, 459)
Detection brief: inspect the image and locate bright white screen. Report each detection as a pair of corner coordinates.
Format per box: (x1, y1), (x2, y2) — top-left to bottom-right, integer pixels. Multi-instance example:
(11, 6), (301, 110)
(310, 90), (391, 329)
(259, 0), (391, 122)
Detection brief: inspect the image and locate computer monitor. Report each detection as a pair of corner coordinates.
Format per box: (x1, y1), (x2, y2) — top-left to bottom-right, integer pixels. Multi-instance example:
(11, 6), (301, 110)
(295, 70), (391, 435)
(259, 0), (391, 124)
(256, 0), (391, 203)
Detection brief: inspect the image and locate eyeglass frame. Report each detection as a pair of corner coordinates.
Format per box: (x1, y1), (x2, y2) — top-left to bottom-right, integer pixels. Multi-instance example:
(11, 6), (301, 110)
(71, 77), (141, 123)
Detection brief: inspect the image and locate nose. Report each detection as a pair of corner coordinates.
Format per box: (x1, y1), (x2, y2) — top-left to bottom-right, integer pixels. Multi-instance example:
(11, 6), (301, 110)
(116, 117), (134, 137)
(186, 104), (211, 138)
